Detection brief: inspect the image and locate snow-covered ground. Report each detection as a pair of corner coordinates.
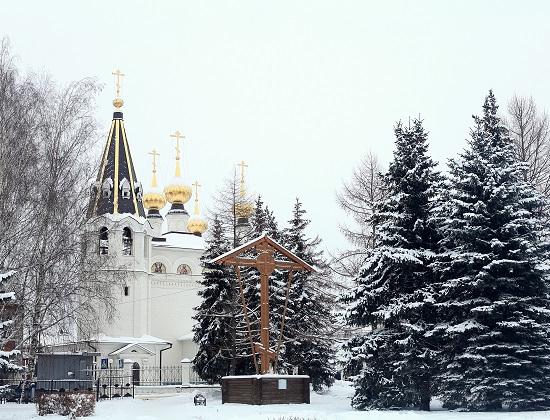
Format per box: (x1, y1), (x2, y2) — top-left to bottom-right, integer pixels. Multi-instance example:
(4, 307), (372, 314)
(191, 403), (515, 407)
(1, 381), (550, 420)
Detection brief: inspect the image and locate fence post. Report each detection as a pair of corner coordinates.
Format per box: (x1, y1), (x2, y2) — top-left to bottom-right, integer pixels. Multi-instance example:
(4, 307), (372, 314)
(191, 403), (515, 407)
(181, 359), (191, 386)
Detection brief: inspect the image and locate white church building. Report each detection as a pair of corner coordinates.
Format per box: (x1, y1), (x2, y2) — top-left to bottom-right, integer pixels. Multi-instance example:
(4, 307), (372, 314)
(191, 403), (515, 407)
(48, 79), (221, 379)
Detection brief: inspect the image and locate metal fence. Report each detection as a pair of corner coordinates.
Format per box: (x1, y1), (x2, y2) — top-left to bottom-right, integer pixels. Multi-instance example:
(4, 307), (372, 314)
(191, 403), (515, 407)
(96, 375), (134, 401)
(90, 365), (206, 386)
(0, 365), (207, 404)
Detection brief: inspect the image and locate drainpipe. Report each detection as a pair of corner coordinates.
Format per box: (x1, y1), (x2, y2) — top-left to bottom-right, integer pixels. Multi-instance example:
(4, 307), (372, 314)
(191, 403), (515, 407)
(159, 343), (172, 385)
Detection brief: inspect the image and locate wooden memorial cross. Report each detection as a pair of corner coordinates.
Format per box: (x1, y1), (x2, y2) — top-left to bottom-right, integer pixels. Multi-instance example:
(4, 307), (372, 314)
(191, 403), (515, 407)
(210, 233), (316, 374)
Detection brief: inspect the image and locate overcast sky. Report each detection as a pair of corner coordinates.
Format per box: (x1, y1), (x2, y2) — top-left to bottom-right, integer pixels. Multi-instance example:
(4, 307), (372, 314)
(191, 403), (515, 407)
(2, 1), (549, 254)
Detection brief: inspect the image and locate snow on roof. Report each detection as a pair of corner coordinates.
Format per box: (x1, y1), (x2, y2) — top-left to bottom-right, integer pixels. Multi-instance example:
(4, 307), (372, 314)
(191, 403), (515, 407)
(0, 291), (15, 300)
(154, 232), (205, 250)
(0, 270), (17, 281)
(110, 343), (155, 356)
(95, 213), (147, 225)
(91, 334), (170, 345)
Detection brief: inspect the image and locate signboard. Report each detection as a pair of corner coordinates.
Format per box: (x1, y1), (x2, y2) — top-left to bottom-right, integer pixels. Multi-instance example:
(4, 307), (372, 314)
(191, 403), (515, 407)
(278, 379), (287, 390)
(100, 358), (109, 370)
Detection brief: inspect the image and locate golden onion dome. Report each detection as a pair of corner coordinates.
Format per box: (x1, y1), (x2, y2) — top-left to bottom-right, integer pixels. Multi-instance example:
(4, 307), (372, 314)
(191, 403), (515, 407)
(143, 186), (166, 210)
(164, 176), (192, 204)
(187, 214), (208, 235)
(188, 180), (208, 235)
(235, 200), (254, 218)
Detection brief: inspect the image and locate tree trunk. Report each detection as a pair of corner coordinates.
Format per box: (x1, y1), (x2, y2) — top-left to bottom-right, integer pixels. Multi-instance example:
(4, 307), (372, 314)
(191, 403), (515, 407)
(419, 376), (431, 411)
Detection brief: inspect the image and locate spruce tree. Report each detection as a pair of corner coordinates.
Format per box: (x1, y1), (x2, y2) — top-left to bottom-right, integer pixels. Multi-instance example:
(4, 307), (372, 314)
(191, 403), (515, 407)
(280, 198), (335, 391)
(433, 91), (550, 411)
(193, 217), (235, 383)
(0, 270), (20, 374)
(344, 120), (440, 410)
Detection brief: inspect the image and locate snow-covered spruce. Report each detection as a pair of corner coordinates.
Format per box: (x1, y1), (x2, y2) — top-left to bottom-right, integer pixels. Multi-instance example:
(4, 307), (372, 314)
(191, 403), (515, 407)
(432, 91), (550, 411)
(278, 198), (336, 392)
(0, 270), (21, 372)
(344, 119), (441, 410)
(192, 217), (236, 383)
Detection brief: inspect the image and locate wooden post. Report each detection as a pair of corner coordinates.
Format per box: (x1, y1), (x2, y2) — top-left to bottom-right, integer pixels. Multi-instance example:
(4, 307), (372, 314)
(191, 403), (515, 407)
(260, 271), (270, 373)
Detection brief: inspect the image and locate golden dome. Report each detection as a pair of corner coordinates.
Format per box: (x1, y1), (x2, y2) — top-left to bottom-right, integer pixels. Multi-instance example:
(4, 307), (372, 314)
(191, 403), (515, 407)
(113, 98), (124, 108)
(187, 180), (208, 235)
(164, 178), (192, 204)
(234, 160), (254, 218)
(143, 188), (166, 210)
(187, 215), (208, 235)
(235, 201), (254, 218)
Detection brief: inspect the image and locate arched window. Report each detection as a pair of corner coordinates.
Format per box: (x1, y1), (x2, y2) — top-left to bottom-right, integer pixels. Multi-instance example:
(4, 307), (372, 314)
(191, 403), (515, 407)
(99, 227), (109, 255)
(122, 227), (133, 256)
(102, 178), (113, 198)
(151, 262), (166, 274)
(120, 178), (131, 200)
(177, 264), (192, 275)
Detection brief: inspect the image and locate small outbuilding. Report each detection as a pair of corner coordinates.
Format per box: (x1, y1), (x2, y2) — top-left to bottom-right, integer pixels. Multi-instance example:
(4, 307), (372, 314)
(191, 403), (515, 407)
(36, 352), (99, 391)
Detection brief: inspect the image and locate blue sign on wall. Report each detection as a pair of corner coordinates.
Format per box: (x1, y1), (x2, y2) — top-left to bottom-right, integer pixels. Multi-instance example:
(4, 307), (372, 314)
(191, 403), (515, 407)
(100, 358), (109, 370)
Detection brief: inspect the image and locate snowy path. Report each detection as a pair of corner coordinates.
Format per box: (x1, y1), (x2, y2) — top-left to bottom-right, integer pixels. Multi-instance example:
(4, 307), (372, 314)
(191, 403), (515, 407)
(2, 381), (550, 420)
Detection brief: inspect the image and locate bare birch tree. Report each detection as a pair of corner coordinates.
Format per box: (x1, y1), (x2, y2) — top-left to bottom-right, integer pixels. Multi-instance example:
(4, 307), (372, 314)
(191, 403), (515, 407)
(506, 95), (550, 196)
(0, 39), (122, 372)
(334, 151), (386, 278)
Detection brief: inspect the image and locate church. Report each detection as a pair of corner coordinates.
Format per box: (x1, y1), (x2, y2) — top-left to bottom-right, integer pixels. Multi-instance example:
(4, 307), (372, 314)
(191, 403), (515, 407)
(47, 71), (248, 376)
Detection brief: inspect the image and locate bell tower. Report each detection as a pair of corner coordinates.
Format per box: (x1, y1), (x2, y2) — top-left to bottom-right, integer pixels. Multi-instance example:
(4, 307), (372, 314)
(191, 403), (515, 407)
(87, 69), (145, 219)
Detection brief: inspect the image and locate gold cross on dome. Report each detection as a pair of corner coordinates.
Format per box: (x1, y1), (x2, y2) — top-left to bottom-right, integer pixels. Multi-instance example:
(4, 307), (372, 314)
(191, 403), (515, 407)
(192, 181), (202, 198)
(148, 149), (160, 172)
(237, 160), (248, 183)
(170, 130), (185, 160)
(112, 69), (125, 98)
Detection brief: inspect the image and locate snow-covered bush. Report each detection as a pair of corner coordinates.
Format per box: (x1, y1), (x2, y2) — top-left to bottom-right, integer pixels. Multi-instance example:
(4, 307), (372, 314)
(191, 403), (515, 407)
(36, 391), (95, 418)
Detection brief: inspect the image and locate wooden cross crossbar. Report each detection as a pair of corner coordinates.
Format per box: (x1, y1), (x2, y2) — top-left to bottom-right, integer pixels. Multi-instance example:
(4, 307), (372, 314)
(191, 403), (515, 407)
(222, 256), (306, 271)
(210, 234), (316, 375)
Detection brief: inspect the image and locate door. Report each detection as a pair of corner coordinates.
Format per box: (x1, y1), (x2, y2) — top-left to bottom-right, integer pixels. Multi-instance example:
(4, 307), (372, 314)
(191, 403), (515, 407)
(132, 362), (140, 386)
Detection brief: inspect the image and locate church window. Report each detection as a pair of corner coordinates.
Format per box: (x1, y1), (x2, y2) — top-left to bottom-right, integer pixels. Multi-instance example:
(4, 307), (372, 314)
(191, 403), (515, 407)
(151, 262), (166, 274)
(122, 227), (133, 255)
(177, 264), (192, 275)
(102, 178), (113, 198)
(120, 178), (131, 200)
(134, 181), (143, 202)
(99, 227), (109, 255)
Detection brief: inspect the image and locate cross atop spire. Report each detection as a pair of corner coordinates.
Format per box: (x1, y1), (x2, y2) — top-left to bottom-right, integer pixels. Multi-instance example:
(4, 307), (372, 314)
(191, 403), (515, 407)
(112, 69), (125, 98)
(192, 180), (202, 215)
(238, 160), (248, 197)
(111, 69), (125, 109)
(170, 130), (185, 177)
(148, 149), (160, 188)
(170, 130), (185, 160)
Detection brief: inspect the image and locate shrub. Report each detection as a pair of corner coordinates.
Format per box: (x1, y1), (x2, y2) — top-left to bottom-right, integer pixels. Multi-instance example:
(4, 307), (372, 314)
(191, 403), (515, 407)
(36, 391), (95, 418)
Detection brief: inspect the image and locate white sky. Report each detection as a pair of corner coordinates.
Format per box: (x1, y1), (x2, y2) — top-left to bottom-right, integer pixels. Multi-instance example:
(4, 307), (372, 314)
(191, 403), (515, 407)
(2, 1), (549, 254)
